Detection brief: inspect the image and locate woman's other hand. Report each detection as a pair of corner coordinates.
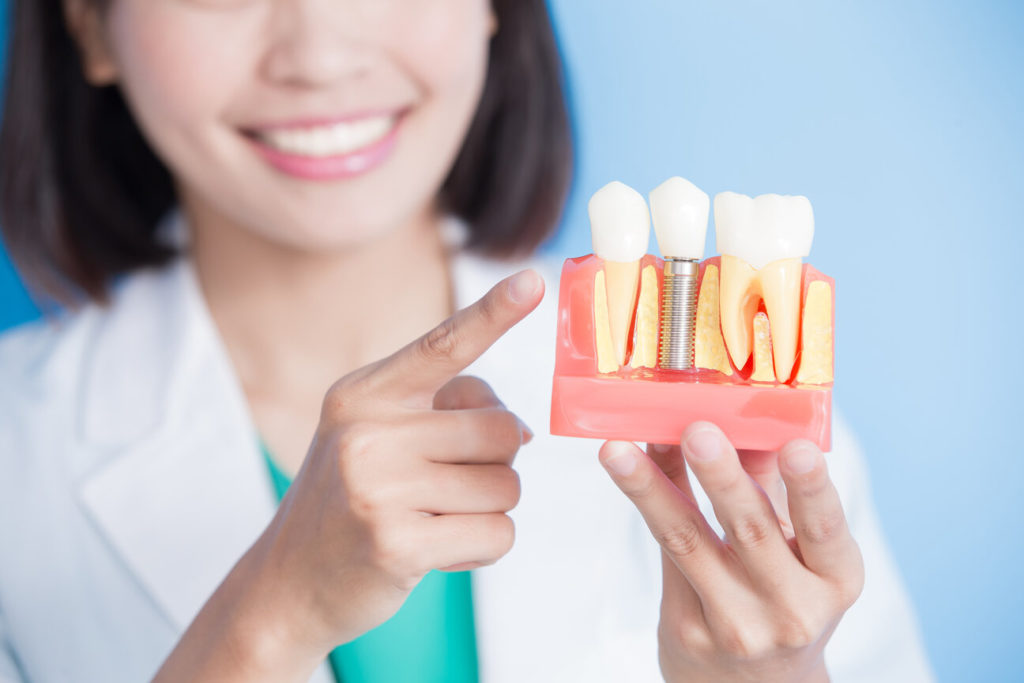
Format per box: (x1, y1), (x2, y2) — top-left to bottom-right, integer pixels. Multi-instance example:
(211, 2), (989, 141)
(155, 269), (544, 682)
(598, 422), (864, 683)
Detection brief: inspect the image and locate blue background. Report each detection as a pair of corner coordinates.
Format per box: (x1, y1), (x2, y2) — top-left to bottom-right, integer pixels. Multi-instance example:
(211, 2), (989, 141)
(2, 1), (1021, 679)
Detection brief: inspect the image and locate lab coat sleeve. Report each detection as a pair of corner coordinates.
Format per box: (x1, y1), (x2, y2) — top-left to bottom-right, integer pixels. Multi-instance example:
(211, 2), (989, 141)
(823, 416), (935, 683)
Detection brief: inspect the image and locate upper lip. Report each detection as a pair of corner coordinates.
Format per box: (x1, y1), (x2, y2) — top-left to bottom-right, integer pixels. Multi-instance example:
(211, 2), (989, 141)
(242, 107), (407, 133)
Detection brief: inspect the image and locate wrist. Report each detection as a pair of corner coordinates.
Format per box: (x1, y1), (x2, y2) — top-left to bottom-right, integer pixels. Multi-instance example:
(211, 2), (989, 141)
(225, 529), (334, 676)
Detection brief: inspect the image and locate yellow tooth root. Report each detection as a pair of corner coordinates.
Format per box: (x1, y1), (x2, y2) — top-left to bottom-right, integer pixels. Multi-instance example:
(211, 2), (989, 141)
(630, 265), (659, 369)
(751, 312), (777, 382)
(795, 280), (834, 384)
(594, 270), (618, 373)
(719, 255), (759, 371)
(603, 260), (641, 366)
(694, 265), (734, 375)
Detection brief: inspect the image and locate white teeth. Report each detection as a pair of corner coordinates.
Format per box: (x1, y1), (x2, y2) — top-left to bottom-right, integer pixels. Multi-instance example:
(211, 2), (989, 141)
(588, 181), (651, 366)
(715, 192), (815, 382)
(649, 176), (709, 260)
(714, 192), (814, 269)
(588, 181), (651, 263)
(256, 115), (396, 157)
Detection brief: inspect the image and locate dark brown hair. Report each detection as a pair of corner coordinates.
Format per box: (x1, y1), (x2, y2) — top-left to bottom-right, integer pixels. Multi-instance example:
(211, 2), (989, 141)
(0, 0), (573, 305)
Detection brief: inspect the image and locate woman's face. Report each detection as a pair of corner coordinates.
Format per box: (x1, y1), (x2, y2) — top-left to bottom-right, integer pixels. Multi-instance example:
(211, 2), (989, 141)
(85, 0), (493, 250)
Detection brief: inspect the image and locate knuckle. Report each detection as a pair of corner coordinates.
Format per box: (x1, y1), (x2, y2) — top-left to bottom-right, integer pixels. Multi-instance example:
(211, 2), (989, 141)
(799, 510), (846, 545)
(775, 613), (819, 650)
(714, 623), (759, 660)
(419, 319), (460, 360)
(661, 616), (709, 652)
(476, 289), (503, 327)
(727, 515), (775, 549)
(655, 519), (704, 559)
(370, 527), (418, 581)
(322, 379), (358, 418)
(336, 425), (376, 465)
(837, 550), (866, 609)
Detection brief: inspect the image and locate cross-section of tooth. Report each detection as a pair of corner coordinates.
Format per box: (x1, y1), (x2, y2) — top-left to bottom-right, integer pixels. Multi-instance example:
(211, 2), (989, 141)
(715, 192), (814, 382)
(694, 264), (734, 375)
(750, 312), (777, 382)
(589, 181), (651, 366)
(630, 264), (659, 369)
(795, 280), (834, 384)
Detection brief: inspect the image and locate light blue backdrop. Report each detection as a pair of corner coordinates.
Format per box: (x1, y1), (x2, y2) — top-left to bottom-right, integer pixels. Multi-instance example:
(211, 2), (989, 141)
(1, 1), (1021, 680)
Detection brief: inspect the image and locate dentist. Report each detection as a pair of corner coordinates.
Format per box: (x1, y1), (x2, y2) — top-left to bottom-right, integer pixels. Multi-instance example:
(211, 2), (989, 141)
(0, 0), (931, 681)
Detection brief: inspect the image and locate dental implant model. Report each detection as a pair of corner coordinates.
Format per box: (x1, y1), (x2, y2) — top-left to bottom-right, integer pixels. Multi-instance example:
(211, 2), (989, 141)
(588, 182), (651, 372)
(649, 177), (710, 371)
(551, 176), (835, 452)
(715, 192), (814, 383)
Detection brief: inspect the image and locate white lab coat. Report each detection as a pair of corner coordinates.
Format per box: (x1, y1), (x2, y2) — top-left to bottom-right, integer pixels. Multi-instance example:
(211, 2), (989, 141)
(0, 239), (933, 682)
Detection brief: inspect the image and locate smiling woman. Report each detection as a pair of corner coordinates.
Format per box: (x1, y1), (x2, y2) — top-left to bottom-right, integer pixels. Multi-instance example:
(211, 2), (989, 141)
(0, 0), (570, 304)
(0, 0), (933, 682)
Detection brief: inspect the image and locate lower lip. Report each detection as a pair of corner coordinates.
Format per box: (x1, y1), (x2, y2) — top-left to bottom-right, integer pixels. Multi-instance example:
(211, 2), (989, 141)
(245, 119), (401, 181)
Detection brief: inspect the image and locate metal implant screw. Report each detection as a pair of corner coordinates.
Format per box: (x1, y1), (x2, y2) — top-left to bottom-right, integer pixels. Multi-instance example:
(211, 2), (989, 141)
(658, 258), (700, 370)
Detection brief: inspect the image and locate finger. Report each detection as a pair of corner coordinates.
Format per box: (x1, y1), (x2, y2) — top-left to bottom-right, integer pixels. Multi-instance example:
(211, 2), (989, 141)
(396, 408), (527, 464)
(371, 270), (544, 401)
(433, 376), (503, 410)
(737, 449), (793, 536)
(598, 440), (726, 598)
(679, 422), (796, 581)
(433, 376), (533, 444)
(779, 440), (863, 582)
(410, 463), (520, 515)
(646, 443), (695, 500)
(417, 512), (516, 572)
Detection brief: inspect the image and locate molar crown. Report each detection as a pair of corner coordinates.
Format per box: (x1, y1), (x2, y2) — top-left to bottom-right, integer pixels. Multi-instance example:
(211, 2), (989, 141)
(714, 192), (814, 269)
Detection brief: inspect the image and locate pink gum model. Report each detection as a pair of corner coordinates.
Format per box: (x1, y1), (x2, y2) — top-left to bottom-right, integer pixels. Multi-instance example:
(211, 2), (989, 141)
(549, 254), (834, 452)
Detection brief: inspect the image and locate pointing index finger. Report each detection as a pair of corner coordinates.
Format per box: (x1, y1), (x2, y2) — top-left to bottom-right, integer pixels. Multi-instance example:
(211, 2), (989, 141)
(372, 269), (544, 400)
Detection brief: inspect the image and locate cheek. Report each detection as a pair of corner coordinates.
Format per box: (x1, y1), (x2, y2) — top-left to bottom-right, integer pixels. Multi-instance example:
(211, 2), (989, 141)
(105, 2), (256, 152)
(386, 1), (491, 101)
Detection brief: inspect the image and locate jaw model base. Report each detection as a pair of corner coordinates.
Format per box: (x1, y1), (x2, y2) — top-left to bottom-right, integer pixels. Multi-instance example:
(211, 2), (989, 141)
(550, 255), (833, 452)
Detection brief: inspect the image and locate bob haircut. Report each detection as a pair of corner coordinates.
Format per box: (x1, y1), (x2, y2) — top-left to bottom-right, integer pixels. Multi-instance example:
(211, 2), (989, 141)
(0, 0), (573, 305)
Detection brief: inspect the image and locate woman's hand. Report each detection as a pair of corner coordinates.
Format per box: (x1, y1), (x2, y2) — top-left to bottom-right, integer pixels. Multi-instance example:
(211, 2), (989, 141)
(155, 270), (544, 683)
(598, 422), (864, 683)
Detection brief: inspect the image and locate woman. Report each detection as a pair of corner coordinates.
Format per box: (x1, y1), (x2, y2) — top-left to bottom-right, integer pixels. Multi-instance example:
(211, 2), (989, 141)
(0, 0), (932, 681)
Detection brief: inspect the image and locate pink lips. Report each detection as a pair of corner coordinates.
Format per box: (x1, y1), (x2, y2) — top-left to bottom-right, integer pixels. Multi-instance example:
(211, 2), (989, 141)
(244, 114), (401, 181)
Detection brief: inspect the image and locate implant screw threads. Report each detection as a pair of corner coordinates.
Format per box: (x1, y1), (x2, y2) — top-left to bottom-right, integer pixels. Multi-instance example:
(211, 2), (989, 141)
(658, 258), (700, 370)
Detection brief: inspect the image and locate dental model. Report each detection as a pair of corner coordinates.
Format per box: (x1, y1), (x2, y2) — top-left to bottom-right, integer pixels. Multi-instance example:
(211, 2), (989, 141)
(588, 181), (651, 370)
(551, 178), (834, 452)
(649, 177), (709, 371)
(715, 192), (814, 383)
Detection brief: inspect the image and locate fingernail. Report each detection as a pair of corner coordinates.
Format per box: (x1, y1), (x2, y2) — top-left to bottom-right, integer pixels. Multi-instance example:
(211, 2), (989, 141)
(518, 419), (534, 444)
(602, 445), (637, 476)
(651, 443), (671, 454)
(683, 427), (722, 462)
(783, 445), (818, 474)
(509, 270), (540, 304)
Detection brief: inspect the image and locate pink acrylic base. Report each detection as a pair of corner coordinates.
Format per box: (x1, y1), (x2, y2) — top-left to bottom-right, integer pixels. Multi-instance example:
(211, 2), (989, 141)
(550, 255), (833, 452)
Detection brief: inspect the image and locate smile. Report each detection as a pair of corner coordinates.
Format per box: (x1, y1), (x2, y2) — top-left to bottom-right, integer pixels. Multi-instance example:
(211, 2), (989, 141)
(243, 112), (403, 181)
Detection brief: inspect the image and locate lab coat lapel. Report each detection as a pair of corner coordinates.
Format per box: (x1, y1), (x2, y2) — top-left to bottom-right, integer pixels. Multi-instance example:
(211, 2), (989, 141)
(77, 259), (276, 630)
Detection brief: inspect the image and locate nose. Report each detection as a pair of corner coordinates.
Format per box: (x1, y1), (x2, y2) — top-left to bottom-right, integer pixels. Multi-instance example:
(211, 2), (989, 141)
(262, 0), (376, 88)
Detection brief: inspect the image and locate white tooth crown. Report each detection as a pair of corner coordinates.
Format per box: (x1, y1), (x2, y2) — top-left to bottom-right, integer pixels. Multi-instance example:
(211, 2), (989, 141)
(714, 192), (814, 269)
(588, 181), (650, 262)
(649, 176), (709, 260)
(258, 115), (396, 158)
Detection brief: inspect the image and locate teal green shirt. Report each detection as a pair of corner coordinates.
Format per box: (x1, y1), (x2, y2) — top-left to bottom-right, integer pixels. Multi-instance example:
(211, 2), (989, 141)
(261, 442), (480, 683)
